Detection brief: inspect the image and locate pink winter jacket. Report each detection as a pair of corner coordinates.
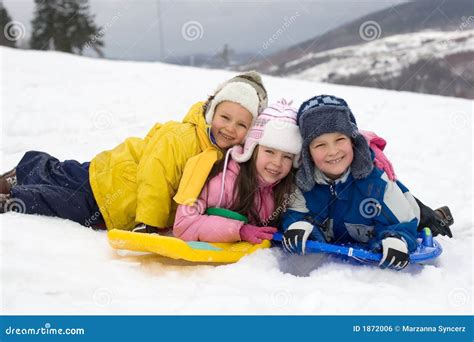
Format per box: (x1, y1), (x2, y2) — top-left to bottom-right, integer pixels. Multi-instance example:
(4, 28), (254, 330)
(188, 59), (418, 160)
(173, 159), (276, 242)
(361, 130), (396, 181)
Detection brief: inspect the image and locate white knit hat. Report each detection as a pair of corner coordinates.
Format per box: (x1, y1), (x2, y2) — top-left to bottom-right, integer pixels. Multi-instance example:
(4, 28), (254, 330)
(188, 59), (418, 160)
(231, 99), (302, 167)
(205, 71), (268, 125)
(205, 82), (260, 125)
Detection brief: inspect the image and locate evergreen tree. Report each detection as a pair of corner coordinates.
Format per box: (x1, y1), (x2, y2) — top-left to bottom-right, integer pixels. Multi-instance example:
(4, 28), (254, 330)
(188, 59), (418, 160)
(219, 44), (232, 66)
(0, 2), (16, 48)
(30, 0), (104, 56)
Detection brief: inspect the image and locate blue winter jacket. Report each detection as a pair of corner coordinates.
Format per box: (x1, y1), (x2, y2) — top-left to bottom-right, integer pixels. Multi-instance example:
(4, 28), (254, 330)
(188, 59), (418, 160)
(282, 167), (420, 252)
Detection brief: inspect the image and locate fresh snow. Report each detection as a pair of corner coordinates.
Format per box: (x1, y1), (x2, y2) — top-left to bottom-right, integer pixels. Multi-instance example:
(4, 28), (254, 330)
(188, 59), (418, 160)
(291, 30), (474, 82)
(0, 47), (472, 314)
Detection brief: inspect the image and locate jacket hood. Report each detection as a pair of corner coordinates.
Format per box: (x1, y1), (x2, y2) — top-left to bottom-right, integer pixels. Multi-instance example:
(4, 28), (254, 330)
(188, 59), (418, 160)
(182, 101), (219, 152)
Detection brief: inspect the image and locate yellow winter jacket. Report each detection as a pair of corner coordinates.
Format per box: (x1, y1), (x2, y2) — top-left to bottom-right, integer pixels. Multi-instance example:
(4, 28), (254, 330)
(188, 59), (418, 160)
(89, 102), (223, 230)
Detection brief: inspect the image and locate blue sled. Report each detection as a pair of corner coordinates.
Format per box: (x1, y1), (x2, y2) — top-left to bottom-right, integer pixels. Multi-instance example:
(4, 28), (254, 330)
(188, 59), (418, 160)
(273, 228), (442, 264)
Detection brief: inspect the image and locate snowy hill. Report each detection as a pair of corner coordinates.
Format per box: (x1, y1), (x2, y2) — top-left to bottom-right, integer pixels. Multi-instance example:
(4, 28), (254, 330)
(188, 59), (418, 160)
(287, 30), (474, 99)
(243, 0), (471, 74)
(0, 47), (472, 315)
(240, 0), (473, 99)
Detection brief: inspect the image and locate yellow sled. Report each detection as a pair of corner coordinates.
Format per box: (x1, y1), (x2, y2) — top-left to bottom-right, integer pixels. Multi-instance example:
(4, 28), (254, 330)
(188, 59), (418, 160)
(108, 229), (271, 263)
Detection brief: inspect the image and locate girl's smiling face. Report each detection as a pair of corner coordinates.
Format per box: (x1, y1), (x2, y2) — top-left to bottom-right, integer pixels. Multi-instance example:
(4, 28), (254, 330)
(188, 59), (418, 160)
(309, 132), (354, 180)
(210, 101), (253, 150)
(255, 145), (294, 184)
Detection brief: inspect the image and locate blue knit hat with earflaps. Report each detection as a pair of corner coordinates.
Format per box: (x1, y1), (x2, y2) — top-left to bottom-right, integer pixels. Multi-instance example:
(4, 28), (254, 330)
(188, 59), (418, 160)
(296, 95), (373, 192)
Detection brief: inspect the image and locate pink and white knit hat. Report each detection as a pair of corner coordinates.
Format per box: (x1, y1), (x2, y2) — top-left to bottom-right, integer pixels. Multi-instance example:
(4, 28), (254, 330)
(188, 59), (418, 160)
(231, 99), (302, 167)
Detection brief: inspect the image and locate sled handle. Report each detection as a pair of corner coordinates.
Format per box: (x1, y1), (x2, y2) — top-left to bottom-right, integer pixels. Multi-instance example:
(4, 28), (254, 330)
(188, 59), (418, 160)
(205, 207), (248, 223)
(273, 229), (442, 264)
(272, 233), (382, 261)
(421, 227), (433, 247)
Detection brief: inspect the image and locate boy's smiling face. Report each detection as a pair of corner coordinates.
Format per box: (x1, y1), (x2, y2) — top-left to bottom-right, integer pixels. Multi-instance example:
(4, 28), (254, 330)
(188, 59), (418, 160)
(309, 132), (354, 180)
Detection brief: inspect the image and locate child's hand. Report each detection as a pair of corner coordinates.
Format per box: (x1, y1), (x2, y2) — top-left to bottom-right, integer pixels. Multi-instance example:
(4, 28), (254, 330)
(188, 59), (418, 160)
(240, 224), (277, 244)
(282, 221), (314, 255)
(379, 237), (409, 270)
(418, 202), (454, 238)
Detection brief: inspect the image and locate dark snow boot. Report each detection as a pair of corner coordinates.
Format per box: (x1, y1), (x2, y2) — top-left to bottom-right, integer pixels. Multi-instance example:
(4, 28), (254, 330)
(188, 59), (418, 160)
(0, 168), (16, 195)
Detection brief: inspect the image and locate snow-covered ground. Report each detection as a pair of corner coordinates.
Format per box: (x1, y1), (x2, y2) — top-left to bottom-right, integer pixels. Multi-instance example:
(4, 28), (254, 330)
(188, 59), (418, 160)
(289, 30), (474, 82)
(0, 47), (472, 315)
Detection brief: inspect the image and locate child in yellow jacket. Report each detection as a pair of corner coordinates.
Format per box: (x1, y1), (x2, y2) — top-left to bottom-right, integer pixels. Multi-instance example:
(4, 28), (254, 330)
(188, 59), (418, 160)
(0, 72), (268, 231)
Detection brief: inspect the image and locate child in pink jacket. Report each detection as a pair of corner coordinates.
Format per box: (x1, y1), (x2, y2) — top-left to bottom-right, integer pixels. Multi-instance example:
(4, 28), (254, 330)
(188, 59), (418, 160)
(173, 99), (302, 244)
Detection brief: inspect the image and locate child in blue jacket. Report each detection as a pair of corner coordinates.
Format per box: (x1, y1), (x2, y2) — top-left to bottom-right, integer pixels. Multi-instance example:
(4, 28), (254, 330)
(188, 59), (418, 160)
(282, 95), (421, 270)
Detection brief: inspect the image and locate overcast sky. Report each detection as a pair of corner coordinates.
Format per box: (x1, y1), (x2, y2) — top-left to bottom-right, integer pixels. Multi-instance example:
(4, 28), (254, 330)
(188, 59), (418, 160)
(3, 0), (405, 61)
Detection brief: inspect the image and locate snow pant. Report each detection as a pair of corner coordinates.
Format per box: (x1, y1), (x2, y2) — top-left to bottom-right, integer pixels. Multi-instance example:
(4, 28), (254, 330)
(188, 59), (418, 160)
(10, 151), (105, 228)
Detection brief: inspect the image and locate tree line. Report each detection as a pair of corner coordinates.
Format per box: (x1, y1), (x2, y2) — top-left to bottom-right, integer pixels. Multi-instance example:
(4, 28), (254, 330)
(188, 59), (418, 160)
(1, 0), (103, 56)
